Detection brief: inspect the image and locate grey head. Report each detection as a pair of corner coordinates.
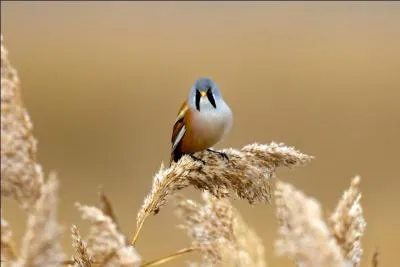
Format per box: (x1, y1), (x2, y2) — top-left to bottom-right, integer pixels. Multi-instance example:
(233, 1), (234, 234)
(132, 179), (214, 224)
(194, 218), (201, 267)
(188, 77), (223, 111)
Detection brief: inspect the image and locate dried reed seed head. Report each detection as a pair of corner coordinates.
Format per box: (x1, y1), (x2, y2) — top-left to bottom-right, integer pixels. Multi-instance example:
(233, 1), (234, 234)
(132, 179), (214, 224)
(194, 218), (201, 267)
(274, 181), (345, 267)
(71, 225), (91, 267)
(192, 143), (313, 204)
(175, 192), (234, 264)
(1, 214), (17, 262)
(98, 188), (120, 229)
(371, 248), (379, 267)
(329, 176), (366, 267)
(215, 208), (266, 267)
(136, 159), (191, 228)
(75, 203), (141, 266)
(229, 214), (266, 267)
(19, 174), (65, 267)
(137, 142), (312, 229)
(1, 214), (12, 247)
(176, 192), (266, 267)
(1, 34), (43, 210)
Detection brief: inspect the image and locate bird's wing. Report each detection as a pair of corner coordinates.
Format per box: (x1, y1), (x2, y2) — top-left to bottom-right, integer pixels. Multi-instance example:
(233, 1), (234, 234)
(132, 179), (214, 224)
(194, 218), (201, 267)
(171, 101), (189, 152)
(172, 125), (186, 152)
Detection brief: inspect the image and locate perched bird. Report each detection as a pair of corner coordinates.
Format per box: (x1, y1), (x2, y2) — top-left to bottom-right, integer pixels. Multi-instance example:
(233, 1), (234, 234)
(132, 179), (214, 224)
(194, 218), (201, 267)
(170, 77), (233, 164)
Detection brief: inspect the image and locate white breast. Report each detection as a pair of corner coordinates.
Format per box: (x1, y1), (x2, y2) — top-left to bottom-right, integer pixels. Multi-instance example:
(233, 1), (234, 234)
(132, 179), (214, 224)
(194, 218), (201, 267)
(191, 98), (233, 148)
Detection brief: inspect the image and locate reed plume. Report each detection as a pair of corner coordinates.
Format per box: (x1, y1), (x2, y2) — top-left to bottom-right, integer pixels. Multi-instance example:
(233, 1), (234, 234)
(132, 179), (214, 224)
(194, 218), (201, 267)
(134, 143), (312, 244)
(329, 176), (366, 267)
(274, 180), (346, 267)
(175, 192), (266, 267)
(19, 174), (65, 267)
(1, 213), (17, 262)
(1, 34), (43, 211)
(274, 177), (366, 267)
(371, 248), (379, 267)
(1, 35), (65, 267)
(74, 203), (141, 267)
(70, 225), (91, 267)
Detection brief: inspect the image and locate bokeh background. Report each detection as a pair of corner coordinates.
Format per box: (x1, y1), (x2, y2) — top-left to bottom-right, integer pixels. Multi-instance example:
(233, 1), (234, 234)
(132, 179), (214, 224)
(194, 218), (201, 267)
(2, 1), (400, 266)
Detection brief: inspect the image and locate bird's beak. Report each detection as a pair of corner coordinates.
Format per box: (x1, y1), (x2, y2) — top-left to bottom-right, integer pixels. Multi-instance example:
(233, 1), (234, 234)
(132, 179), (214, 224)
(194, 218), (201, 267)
(200, 91), (207, 97)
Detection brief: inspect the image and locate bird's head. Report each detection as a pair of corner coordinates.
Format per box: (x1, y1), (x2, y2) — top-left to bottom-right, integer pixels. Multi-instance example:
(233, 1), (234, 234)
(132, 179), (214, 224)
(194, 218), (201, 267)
(188, 77), (222, 111)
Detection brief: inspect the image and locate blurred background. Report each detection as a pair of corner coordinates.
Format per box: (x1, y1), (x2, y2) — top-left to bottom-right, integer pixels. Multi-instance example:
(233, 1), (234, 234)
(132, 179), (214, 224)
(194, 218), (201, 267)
(1, 1), (400, 266)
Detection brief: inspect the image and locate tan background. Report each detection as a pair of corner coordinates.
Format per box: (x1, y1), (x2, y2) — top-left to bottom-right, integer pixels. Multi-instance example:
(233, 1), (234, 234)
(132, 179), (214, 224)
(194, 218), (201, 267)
(2, 2), (400, 266)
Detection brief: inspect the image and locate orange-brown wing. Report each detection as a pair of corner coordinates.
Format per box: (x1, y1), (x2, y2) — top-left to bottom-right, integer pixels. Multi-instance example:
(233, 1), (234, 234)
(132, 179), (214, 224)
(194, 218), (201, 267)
(171, 100), (189, 152)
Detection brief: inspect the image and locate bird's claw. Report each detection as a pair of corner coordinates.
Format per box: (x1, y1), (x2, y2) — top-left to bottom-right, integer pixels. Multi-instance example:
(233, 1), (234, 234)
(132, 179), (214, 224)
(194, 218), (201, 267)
(189, 150), (229, 165)
(207, 149), (229, 162)
(190, 154), (206, 165)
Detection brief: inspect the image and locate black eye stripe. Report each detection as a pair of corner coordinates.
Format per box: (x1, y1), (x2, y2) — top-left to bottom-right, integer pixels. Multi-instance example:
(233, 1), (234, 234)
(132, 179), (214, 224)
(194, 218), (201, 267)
(207, 89), (217, 109)
(195, 90), (201, 111)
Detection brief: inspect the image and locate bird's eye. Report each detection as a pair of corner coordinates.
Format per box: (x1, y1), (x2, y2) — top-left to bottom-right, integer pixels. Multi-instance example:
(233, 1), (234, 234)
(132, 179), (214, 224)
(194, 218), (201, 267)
(195, 90), (201, 111)
(207, 88), (217, 109)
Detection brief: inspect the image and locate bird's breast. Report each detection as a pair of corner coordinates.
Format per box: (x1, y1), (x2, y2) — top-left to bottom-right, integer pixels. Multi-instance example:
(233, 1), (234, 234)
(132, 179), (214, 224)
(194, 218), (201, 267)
(181, 103), (232, 153)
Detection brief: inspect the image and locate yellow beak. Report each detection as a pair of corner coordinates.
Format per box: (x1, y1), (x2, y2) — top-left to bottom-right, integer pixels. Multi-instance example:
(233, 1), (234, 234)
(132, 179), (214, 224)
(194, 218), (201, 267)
(200, 91), (207, 97)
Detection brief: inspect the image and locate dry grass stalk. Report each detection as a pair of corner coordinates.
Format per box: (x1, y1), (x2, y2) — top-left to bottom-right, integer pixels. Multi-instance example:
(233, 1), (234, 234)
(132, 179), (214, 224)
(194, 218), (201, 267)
(19, 173), (65, 267)
(1, 34), (43, 210)
(329, 176), (366, 267)
(371, 248), (379, 267)
(1, 214), (18, 262)
(140, 247), (196, 267)
(98, 188), (121, 233)
(134, 143), (312, 244)
(75, 203), (141, 267)
(70, 225), (91, 267)
(274, 180), (345, 267)
(175, 192), (267, 267)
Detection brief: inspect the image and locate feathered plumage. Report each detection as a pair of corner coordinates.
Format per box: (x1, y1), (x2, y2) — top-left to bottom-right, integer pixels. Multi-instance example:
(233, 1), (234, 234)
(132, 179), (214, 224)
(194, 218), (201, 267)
(170, 78), (233, 164)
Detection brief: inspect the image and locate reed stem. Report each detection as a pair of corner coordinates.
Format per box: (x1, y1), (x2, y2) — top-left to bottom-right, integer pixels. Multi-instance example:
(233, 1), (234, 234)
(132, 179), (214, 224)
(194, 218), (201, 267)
(140, 247), (196, 267)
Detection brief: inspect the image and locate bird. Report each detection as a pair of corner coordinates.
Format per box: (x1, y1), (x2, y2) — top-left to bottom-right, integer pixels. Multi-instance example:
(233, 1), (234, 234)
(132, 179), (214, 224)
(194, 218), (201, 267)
(170, 77), (233, 165)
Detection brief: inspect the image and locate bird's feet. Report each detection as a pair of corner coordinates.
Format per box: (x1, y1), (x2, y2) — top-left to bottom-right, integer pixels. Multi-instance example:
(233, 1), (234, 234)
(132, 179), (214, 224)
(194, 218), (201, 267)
(190, 154), (206, 165)
(207, 148), (229, 162)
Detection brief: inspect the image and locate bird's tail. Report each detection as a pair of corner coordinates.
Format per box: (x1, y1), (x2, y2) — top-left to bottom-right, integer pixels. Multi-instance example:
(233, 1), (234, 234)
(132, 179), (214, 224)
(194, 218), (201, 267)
(169, 150), (182, 166)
